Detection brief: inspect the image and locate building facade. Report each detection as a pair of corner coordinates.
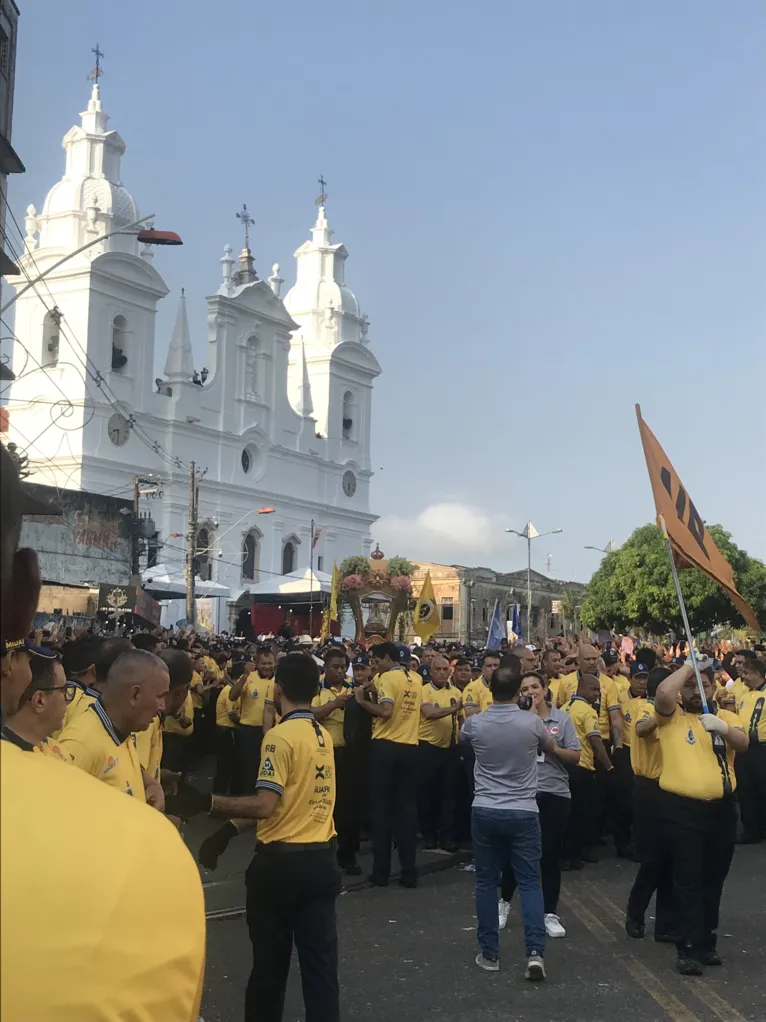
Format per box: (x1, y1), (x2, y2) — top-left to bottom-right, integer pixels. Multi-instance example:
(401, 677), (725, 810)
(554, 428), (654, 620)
(410, 562), (586, 645)
(6, 82), (381, 631)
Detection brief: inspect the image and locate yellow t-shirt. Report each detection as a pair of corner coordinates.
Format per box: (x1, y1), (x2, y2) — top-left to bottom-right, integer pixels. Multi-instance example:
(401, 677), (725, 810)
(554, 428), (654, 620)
(547, 676), (564, 707)
(562, 696), (600, 771)
(54, 682), (99, 737)
(373, 667), (422, 745)
(255, 711), (336, 844)
(135, 715), (163, 782)
(163, 691), (195, 737)
(735, 684), (766, 744)
(620, 694), (644, 748)
(463, 677), (493, 713)
(0, 741), (205, 1022)
(629, 699), (662, 780)
(239, 672), (275, 727)
(204, 655), (222, 680)
(559, 671), (619, 740)
(657, 705), (743, 800)
(216, 684), (240, 728)
(57, 702), (146, 801)
(190, 671), (204, 711)
(419, 682), (460, 748)
(1, 727), (69, 763)
(311, 686), (348, 748)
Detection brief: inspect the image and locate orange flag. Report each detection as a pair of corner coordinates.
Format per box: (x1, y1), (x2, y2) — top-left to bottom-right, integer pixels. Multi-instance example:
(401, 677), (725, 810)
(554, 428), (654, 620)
(635, 405), (759, 632)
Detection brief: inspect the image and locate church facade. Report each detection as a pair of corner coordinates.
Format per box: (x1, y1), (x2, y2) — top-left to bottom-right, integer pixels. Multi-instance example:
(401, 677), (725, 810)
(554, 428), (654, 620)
(7, 83), (381, 631)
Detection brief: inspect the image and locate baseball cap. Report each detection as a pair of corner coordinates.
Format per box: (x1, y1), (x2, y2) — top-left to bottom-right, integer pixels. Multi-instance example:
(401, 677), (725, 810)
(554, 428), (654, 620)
(603, 649), (620, 665)
(1, 637), (59, 659)
(630, 661), (650, 677)
(686, 655), (715, 674)
(396, 645), (412, 665)
(352, 653), (369, 667)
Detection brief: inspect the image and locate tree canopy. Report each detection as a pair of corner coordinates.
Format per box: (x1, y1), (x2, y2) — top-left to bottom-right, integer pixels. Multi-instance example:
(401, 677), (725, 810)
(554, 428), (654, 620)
(580, 524), (766, 635)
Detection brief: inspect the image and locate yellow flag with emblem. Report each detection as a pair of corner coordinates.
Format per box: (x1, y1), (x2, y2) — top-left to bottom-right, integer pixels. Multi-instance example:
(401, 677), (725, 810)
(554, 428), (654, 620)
(414, 570), (440, 642)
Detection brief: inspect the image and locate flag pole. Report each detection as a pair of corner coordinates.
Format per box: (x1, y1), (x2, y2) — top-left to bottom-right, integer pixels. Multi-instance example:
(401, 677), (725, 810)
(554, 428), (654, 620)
(657, 514), (709, 712)
(309, 518), (314, 639)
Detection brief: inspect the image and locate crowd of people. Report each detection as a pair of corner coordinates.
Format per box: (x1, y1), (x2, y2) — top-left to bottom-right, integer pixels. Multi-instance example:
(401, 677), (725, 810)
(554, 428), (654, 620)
(2, 439), (764, 1021)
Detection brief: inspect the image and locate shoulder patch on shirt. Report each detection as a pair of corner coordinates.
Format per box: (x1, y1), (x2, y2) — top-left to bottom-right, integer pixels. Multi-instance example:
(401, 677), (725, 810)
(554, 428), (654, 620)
(261, 757), (275, 777)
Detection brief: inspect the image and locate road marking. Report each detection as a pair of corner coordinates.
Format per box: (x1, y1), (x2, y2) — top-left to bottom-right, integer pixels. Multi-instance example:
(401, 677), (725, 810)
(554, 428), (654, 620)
(561, 889), (700, 1022)
(580, 883), (749, 1022)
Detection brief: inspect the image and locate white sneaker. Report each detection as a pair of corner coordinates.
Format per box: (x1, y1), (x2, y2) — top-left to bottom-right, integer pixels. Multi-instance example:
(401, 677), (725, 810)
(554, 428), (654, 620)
(498, 899), (511, 929)
(475, 953), (499, 972)
(544, 913), (566, 938)
(525, 952), (546, 981)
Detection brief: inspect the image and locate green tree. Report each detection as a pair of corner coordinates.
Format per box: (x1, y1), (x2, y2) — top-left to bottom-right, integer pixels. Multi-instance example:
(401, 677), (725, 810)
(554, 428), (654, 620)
(580, 524), (766, 635)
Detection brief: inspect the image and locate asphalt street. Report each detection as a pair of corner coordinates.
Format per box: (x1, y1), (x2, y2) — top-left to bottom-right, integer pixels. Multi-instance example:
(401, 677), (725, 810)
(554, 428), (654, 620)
(199, 843), (765, 1022)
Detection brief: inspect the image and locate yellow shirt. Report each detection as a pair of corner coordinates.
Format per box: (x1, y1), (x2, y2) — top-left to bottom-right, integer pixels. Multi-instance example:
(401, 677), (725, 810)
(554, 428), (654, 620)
(53, 682), (99, 737)
(312, 686), (348, 748)
(562, 696), (600, 771)
(163, 691), (195, 737)
(57, 701), (146, 801)
(620, 693), (645, 748)
(190, 671), (204, 711)
(463, 677), (493, 713)
(629, 699), (662, 780)
(419, 682), (460, 748)
(256, 711), (336, 844)
(239, 672), (275, 727)
(547, 676), (564, 707)
(216, 684), (240, 728)
(135, 714), (163, 782)
(1, 727), (69, 762)
(559, 671), (619, 740)
(735, 683), (766, 744)
(373, 667), (422, 745)
(0, 741), (205, 1022)
(657, 705), (743, 800)
(204, 655), (222, 679)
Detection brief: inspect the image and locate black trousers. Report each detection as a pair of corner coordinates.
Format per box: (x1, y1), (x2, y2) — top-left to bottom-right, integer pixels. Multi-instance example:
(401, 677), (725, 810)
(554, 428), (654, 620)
(213, 725), (236, 794)
(333, 745), (361, 865)
(161, 732), (191, 774)
(611, 746), (634, 851)
(565, 765), (595, 861)
(234, 724), (264, 795)
(658, 789), (736, 955)
(736, 744), (766, 841)
(369, 739), (418, 882)
(626, 776), (675, 933)
(245, 843), (341, 1022)
(417, 741), (459, 847)
(501, 791), (570, 913)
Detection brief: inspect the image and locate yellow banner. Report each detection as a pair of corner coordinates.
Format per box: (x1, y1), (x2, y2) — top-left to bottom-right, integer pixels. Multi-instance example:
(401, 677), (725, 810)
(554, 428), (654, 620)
(414, 570), (441, 642)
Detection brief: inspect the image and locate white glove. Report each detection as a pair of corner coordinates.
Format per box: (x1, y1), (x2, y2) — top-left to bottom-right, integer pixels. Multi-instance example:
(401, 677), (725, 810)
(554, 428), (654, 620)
(700, 713), (729, 735)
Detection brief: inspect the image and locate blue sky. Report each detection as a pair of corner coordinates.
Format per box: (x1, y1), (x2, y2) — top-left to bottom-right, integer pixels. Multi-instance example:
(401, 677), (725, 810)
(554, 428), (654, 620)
(11, 0), (765, 581)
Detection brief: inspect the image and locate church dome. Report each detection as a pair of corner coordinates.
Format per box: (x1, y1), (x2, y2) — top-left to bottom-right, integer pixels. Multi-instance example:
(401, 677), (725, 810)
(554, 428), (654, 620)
(42, 176), (138, 226)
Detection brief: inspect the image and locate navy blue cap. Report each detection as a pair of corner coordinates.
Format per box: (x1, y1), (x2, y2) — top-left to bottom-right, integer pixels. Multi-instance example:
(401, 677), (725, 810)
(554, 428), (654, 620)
(471, 657), (482, 670)
(670, 656), (686, 666)
(630, 661), (650, 677)
(1, 637), (58, 659)
(396, 644), (412, 665)
(603, 649), (620, 664)
(352, 653), (369, 667)
(418, 664), (431, 681)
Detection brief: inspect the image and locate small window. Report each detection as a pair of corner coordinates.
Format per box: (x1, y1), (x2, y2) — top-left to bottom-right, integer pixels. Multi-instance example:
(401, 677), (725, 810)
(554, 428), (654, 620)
(317, 555), (324, 572)
(282, 541), (296, 575)
(112, 315), (129, 372)
(242, 532), (259, 580)
(241, 448), (251, 473)
(482, 605), (488, 624)
(0, 27), (9, 77)
(342, 390), (354, 440)
(441, 602), (454, 621)
(42, 308), (60, 367)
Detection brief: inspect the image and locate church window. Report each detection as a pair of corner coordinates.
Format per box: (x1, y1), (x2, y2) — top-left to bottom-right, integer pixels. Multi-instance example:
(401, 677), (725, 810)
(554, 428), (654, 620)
(196, 528), (212, 581)
(317, 555), (324, 572)
(42, 308), (60, 367)
(242, 531), (261, 581)
(244, 336), (260, 400)
(282, 540), (296, 576)
(342, 390), (355, 440)
(241, 448), (251, 473)
(111, 315), (129, 372)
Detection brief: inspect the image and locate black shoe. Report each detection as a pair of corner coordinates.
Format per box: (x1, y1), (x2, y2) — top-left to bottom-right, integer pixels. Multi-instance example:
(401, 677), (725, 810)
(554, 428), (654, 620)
(343, 863), (363, 876)
(368, 874), (389, 887)
(595, 836), (608, 846)
(441, 843), (459, 853)
(423, 841), (437, 850)
(568, 857), (584, 870)
(736, 834), (761, 845)
(581, 850), (599, 864)
(654, 931), (681, 944)
(697, 950), (722, 967)
(616, 845), (639, 862)
(399, 875), (418, 889)
(625, 919), (645, 939)
(677, 956), (704, 976)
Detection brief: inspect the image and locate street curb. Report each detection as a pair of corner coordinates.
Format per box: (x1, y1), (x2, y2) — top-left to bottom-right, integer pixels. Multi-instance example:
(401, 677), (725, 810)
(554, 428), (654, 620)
(205, 849), (472, 922)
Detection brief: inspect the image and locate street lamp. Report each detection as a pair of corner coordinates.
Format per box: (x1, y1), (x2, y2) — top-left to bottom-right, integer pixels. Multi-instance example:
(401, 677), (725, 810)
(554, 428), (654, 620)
(584, 539), (616, 554)
(1, 214), (183, 315)
(505, 522), (563, 644)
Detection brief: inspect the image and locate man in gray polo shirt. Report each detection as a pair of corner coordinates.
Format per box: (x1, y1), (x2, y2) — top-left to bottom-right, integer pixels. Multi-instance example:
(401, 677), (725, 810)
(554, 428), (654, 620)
(460, 665), (554, 978)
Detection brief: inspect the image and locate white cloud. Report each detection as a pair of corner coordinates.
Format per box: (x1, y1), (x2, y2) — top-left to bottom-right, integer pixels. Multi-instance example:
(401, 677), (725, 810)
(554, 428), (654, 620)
(374, 503), (515, 566)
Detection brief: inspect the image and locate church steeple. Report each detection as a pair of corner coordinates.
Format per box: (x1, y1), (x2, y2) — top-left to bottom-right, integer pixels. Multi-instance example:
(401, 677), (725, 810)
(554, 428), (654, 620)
(234, 203), (257, 285)
(164, 290), (194, 382)
(297, 342), (314, 417)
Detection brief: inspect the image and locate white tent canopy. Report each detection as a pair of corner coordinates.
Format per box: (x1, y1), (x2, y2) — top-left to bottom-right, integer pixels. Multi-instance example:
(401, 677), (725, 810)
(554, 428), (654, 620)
(243, 567), (332, 598)
(141, 563), (231, 600)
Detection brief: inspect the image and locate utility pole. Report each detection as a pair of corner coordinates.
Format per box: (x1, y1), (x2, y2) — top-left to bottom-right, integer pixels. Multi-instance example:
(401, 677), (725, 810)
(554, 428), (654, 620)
(131, 475), (141, 583)
(185, 461), (198, 627)
(309, 518), (315, 637)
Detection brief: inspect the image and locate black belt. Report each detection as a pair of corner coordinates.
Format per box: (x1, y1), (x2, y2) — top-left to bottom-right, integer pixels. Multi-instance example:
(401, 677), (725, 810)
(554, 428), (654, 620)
(256, 839), (335, 854)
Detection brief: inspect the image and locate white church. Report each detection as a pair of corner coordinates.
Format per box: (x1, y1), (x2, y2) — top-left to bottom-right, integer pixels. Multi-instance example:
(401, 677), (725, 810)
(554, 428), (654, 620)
(7, 82), (381, 633)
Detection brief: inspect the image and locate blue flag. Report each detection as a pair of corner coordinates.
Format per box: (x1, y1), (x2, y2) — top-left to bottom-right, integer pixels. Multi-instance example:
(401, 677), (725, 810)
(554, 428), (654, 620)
(510, 603), (522, 644)
(486, 598), (507, 651)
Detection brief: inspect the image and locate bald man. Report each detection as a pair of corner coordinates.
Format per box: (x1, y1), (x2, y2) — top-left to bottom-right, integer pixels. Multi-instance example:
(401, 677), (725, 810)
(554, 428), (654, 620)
(513, 645), (539, 675)
(58, 649), (169, 808)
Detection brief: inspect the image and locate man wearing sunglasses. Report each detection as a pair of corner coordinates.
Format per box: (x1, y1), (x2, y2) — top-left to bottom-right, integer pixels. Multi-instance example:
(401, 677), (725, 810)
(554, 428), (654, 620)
(0, 642), (72, 759)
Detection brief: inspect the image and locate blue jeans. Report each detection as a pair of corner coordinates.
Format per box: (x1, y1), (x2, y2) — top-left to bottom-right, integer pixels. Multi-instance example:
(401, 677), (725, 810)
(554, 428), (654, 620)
(472, 806), (545, 959)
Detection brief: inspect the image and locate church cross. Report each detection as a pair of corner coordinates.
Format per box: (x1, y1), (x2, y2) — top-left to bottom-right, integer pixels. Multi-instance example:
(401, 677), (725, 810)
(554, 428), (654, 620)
(316, 175), (328, 207)
(236, 204), (255, 249)
(88, 43), (104, 82)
